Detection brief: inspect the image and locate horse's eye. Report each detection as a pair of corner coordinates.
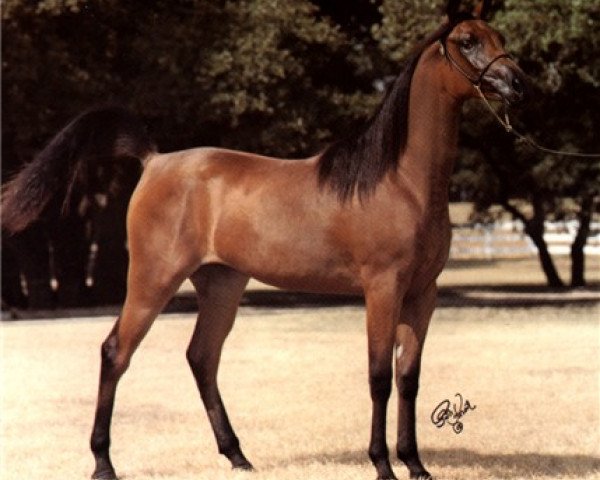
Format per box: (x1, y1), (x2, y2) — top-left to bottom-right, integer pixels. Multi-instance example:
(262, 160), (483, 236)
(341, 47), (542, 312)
(460, 37), (477, 52)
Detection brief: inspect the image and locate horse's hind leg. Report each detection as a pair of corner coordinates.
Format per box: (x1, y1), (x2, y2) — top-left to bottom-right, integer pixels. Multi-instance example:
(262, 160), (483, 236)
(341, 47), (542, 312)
(90, 261), (189, 480)
(186, 264), (252, 470)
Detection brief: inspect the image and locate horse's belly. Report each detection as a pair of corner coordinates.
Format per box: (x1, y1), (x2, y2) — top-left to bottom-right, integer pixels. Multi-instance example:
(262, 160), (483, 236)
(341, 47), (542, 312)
(211, 202), (362, 295)
(215, 223), (363, 295)
(250, 267), (363, 295)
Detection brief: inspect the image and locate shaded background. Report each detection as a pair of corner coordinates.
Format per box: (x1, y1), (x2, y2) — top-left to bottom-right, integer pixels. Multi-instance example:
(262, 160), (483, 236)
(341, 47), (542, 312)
(2, 0), (599, 309)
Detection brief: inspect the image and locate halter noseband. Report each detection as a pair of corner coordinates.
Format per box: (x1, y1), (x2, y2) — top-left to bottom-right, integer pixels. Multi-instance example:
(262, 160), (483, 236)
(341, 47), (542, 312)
(439, 29), (512, 88)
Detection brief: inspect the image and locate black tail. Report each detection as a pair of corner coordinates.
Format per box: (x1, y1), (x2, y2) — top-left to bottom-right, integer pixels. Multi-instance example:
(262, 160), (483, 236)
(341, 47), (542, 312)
(1, 107), (156, 234)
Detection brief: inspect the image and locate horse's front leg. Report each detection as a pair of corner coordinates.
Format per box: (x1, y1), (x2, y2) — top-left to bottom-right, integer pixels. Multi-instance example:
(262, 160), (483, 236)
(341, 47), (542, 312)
(364, 275), (404, 480)
(395, 283), (436, 480)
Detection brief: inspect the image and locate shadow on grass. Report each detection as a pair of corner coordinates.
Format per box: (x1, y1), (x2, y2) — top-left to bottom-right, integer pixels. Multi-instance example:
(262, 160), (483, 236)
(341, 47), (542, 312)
(290, 448), (600, 478)
(421, 448), (600, 478)
(3, 283), (599, 320)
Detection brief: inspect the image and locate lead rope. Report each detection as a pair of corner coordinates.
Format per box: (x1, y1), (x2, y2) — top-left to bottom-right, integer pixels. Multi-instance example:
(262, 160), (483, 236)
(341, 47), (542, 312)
(473, 84), (600, 159)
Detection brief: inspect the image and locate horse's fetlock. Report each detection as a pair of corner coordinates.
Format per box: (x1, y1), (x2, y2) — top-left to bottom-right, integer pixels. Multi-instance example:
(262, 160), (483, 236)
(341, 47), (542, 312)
(369, 442), (389, 463)
(397, 445), (418, 463)
(218, 436), (241, 458)
(90, 432), (110, 455)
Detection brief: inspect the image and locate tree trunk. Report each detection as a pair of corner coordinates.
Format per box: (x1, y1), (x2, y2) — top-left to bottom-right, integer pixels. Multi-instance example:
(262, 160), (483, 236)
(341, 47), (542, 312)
(526, 226), (565, 288)
(570, 196), (593, 288)
(50, 211), (90, 307)
(501, 198), (565, 288)
(91, 195), (128, 305)
(10, 225), (55, 309)
(90, 164), (139, 305)
(1, 239), (27, 309)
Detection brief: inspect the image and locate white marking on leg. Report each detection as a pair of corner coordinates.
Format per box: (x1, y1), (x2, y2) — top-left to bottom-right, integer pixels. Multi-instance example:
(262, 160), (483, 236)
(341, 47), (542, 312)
(396, 344), (404, 361)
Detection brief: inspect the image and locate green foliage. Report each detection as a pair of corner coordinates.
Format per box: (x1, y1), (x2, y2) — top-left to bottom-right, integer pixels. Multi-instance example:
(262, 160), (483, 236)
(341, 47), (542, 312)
(2, 0), (377, 162)
(496, 0), (599, 90)
(4, 0), (597, 177)
(373, 0), (442, 63)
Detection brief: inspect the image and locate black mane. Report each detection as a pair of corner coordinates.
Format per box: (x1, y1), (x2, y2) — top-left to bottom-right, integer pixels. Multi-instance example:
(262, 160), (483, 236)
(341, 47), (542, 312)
(317, 23), (454, 202)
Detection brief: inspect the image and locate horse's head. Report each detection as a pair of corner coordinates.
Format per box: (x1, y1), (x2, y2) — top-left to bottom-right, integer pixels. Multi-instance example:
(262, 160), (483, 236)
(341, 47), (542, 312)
(440, 0), (528, 105)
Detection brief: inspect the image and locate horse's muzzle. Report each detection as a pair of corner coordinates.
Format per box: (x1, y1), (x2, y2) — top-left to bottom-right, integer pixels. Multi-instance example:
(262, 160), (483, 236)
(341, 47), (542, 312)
(483, 61), (529, 105)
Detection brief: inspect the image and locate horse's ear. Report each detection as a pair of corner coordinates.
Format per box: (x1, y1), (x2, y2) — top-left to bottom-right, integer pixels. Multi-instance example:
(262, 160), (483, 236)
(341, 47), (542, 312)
(446, 0), (462, 23)
(472, 0), (491, 20)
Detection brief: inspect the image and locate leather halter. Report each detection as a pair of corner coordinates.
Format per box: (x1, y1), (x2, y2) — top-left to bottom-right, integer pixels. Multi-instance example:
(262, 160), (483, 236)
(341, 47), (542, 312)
(438, 35), (511, 87)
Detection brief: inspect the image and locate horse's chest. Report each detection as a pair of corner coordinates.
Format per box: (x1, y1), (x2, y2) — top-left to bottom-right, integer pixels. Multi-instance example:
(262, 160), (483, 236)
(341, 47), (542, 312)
(410, 217), (452, 282)
(417, 220), (451, 255)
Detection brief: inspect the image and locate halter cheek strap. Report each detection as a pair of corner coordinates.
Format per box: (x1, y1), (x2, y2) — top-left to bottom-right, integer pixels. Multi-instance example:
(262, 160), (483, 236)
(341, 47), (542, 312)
(439, 39), (511, 87)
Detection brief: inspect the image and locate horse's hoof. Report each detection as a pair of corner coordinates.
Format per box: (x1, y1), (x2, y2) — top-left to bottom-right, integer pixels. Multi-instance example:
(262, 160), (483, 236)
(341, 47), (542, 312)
(376, 474), (398, 480)
(232, 458), (254, 471)
(410, 471), (433, 480)
(375, 466), (398, 480)
(91, 455), (117, 480)
(91, 469), (117, 480)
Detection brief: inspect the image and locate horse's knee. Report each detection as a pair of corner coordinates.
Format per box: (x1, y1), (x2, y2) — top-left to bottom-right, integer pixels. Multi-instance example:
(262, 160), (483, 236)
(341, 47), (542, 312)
(369, 367), (393, 400)
(396, 370), (420, 400)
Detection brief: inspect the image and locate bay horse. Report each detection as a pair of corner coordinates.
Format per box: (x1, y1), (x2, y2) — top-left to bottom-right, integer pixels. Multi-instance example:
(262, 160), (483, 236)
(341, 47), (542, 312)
(1, 1), (527, 478)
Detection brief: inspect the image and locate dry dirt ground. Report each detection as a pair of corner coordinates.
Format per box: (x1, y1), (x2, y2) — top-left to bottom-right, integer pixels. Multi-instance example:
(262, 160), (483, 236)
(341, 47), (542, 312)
(1, 304), (599, 480)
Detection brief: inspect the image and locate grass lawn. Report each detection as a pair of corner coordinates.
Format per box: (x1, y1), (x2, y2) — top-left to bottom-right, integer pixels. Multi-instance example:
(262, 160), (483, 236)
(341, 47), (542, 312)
(1, 304), (599, 479)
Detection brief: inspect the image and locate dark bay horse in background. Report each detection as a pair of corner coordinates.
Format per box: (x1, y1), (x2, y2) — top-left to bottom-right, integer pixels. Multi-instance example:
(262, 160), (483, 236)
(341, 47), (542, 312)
(1, 1), (527, 478)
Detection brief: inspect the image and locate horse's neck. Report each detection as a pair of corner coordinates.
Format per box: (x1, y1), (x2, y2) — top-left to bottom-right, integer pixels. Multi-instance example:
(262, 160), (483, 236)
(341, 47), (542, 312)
(400, 48), (462, 211)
